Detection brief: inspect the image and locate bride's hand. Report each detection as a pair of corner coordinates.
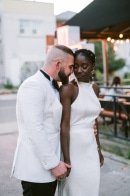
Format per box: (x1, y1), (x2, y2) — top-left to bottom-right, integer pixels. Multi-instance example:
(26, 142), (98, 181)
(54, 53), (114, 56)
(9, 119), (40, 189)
(65, 163), (72, 177)
(98, 151), (104, 167)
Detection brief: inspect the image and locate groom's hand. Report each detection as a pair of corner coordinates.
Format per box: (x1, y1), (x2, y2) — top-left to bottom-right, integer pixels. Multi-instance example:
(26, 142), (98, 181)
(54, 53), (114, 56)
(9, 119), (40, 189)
(51, 161), (69, 180)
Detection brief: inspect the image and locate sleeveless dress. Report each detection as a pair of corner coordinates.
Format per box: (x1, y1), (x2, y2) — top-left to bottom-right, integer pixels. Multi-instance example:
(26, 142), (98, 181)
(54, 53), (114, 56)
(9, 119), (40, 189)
(59, 82), (101, 196)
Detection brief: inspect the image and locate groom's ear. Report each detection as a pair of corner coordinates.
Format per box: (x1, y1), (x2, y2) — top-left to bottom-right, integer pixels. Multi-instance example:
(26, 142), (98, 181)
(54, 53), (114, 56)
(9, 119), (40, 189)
(55, 60), (61, 70)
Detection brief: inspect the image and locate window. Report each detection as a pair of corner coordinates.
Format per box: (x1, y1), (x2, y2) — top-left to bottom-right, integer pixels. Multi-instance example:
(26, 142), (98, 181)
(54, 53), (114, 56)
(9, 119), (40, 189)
(19, 20), (43, 36)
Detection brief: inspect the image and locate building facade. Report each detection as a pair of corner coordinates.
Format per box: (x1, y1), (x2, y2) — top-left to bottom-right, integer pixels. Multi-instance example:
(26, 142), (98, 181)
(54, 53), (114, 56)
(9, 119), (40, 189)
(0, 0), (56, 86)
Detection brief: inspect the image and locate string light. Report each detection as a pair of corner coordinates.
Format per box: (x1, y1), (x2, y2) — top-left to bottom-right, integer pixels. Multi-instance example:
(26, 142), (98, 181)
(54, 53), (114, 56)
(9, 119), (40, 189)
(116, 40), (120, 44)
(126, 39), (129, 43)
(107, 37), (111, 41)
(119, 33), (123, 38)
(111, 39), (115, 43)
(107, 34), (129, 51)
(120, 40), (124, 44)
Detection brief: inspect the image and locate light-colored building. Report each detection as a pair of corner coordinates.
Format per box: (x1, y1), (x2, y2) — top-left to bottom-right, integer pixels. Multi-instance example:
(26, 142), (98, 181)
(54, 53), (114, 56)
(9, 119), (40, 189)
(0, 0), (56, 86)
(56, 11), (94, 53)
(56, 11), (76, 28)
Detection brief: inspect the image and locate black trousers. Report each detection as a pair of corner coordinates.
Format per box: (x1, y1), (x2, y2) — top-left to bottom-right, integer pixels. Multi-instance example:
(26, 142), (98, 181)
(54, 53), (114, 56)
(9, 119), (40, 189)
(21, 180), (57, 196)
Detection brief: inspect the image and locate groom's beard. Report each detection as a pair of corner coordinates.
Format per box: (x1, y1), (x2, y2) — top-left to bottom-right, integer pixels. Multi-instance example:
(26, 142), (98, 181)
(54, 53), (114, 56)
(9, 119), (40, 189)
(58, 69), (69, 85)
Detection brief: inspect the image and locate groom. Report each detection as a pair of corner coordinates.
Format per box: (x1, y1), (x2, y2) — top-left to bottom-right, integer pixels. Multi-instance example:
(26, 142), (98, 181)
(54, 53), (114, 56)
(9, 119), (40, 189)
(11, 45), (74, 196)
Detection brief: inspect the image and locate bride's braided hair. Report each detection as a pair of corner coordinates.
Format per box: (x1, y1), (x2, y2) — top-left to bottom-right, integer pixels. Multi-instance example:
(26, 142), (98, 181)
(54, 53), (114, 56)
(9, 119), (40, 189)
(74, 49), (96, 64)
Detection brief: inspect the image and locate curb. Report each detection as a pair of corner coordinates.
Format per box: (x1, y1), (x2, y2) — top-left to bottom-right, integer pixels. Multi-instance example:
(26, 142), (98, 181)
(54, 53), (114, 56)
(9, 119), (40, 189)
(0, 94), (17, 101)
(102, 150), (130, 166)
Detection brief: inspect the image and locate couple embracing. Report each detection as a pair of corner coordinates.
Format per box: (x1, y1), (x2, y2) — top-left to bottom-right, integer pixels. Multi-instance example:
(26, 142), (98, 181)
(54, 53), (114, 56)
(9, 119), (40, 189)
(11, 44), (104, 196)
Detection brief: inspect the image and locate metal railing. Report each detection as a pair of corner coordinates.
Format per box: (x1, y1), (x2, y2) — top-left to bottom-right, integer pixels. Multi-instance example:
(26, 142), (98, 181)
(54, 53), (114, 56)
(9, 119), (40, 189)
(98, 90), (130, 141)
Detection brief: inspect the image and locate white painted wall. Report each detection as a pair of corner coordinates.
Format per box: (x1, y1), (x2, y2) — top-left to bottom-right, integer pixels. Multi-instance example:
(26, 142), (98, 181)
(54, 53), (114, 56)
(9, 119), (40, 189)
(0, 0), (56, 85)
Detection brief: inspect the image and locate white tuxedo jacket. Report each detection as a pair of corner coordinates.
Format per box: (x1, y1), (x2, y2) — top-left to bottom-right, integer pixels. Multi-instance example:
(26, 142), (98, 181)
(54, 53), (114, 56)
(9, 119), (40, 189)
(11, 70), (62, 183)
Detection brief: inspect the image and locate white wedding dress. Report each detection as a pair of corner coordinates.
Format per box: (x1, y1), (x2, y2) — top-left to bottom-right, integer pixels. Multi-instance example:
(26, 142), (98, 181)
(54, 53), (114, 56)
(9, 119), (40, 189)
(59, 82), (101, 196)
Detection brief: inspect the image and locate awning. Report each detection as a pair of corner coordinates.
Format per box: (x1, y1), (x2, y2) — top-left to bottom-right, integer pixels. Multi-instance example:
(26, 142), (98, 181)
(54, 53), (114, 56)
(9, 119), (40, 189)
(64, 0), (130, 40)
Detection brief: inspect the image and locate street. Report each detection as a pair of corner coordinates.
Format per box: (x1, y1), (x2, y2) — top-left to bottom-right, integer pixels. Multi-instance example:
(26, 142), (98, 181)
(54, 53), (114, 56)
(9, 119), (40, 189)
(0, 94), (130, 196)
(0, 97), (16, 123)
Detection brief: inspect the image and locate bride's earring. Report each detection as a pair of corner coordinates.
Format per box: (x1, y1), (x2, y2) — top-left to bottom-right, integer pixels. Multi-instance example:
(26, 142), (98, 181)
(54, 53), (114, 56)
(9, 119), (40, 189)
(91, 69), (95, 82)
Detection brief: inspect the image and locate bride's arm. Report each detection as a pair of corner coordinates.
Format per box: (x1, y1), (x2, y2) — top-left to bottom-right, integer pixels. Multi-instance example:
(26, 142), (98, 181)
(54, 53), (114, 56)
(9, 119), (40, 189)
(59, 84), (73, 177)
(92, 82), (104, 167)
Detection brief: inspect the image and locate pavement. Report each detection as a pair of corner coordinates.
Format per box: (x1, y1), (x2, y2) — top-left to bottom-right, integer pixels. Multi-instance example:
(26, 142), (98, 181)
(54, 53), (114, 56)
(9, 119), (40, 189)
(0, 93), (130, 196)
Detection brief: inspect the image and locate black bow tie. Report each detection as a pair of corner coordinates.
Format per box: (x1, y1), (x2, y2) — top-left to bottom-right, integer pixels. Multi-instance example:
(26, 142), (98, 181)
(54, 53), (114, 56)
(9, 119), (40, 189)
(40, 69), (59, 91)
(52, 79), (59, 91)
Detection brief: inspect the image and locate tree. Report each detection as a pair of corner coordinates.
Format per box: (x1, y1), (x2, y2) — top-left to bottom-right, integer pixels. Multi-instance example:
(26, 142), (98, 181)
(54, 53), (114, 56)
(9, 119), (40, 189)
(88, 41), (125, 74)
(107, 42), (125, 73)
(94, 41), (103, 72)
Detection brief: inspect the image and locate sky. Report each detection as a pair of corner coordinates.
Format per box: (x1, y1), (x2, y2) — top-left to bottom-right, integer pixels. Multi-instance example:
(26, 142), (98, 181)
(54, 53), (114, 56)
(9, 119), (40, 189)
(28, 0), (93, 15)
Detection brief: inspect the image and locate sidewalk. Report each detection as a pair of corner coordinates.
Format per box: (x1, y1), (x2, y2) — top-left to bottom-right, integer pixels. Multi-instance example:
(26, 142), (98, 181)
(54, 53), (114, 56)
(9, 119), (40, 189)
(0, 121), (130, 196)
